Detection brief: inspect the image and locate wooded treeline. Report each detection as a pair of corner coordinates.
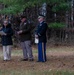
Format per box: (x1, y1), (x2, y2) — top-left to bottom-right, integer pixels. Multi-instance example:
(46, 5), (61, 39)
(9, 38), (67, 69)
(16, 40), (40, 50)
(0, 0), (74, 46)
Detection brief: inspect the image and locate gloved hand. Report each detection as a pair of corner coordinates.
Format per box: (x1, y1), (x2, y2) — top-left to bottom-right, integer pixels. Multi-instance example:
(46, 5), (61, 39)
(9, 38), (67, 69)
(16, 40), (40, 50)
(17, 30), (22, 34)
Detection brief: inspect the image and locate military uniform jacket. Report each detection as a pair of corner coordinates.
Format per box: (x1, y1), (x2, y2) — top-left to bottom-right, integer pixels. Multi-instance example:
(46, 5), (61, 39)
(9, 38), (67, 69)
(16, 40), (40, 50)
(36, 21), (48, 43)
(18, 21), (32, 42)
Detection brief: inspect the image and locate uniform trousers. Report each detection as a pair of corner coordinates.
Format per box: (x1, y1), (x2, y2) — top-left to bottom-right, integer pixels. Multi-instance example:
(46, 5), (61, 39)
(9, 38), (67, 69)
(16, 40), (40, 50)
(38, 42), (47, 62)
(20, 40), (33, 60)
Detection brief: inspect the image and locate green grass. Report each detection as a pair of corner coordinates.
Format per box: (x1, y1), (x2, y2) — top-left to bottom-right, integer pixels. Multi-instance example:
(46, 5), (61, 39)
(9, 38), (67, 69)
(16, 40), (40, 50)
(0, 46), (74, 75)
(0, 70), (74, 75)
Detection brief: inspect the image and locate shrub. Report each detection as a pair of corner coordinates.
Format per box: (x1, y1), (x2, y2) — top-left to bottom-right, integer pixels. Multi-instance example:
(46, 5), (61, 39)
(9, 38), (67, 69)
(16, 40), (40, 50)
(48, 22), (65, 28)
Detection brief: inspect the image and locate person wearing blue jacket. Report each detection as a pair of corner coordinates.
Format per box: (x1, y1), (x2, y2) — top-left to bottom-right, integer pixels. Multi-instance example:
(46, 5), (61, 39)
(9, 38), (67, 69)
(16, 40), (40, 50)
(35, 15), (48, 62)
(1, 20), (13, 61)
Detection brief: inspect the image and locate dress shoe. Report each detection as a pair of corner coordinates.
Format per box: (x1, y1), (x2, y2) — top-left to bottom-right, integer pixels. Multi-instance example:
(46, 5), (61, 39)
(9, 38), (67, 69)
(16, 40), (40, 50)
(21, 59), (28, 61)
(29, 59), (34, 61)
(36, 61), (41, 62)
(37, 60), (46, 62)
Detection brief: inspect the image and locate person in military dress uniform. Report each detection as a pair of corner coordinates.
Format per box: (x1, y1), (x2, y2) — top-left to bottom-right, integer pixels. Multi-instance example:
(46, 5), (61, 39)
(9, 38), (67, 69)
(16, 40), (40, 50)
(35, 15), (48, 62)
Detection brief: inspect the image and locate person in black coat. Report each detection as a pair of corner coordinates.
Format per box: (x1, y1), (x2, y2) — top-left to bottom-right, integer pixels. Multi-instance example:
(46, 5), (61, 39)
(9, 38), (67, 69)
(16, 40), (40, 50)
(1, 20), (13, 61)
(35, 15), (48, 62)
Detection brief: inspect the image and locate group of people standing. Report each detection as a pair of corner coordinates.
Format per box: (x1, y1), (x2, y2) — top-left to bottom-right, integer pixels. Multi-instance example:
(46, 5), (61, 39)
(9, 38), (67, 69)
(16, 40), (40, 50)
(0, 14), (48, 62)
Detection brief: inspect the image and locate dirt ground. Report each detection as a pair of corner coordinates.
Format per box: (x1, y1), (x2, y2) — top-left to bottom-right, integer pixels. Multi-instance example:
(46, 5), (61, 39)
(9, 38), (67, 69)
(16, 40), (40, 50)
(0, 46), (74, 71)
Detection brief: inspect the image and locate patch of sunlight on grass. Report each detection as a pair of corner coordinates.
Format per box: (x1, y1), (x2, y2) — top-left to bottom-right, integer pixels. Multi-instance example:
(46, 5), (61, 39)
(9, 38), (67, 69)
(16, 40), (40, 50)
(12, 49), (38, 56)
(0, 49), (38, 57)
(12, 50), (22, 56)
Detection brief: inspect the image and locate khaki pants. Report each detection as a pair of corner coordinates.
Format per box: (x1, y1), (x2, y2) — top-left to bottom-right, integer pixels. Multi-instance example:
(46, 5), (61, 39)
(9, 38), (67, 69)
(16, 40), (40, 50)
(3, 45), (12, 60)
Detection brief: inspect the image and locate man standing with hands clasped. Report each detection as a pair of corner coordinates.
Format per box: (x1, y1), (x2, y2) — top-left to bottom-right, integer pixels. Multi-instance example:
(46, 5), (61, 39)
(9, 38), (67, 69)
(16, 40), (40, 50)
(17, 15), (34, 61)
(35, 14), (48, 62)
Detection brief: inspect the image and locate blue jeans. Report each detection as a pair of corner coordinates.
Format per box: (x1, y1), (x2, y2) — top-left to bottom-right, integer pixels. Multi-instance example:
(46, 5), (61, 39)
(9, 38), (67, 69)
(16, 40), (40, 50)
(38, 42), (47, 62)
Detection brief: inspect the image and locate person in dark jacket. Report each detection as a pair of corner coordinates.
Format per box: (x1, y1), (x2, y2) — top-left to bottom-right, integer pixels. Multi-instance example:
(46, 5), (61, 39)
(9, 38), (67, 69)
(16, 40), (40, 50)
(35, 15), (48, 62)
(1, 20), (13, 61)
(17, 15), (34, 61)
